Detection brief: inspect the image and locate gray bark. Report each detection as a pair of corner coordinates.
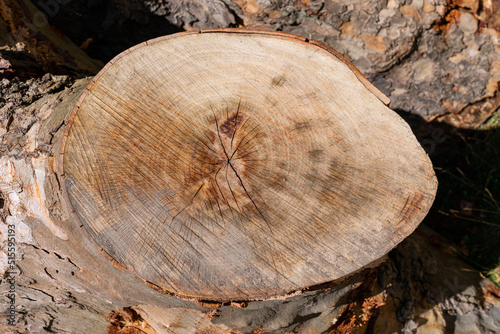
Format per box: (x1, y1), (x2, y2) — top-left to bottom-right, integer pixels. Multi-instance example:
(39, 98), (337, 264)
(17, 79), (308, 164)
(1, 0), (499, 333)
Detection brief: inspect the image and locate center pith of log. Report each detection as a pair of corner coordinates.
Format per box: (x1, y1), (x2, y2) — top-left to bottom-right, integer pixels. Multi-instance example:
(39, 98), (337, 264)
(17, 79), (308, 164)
(58, 29), (437, 301)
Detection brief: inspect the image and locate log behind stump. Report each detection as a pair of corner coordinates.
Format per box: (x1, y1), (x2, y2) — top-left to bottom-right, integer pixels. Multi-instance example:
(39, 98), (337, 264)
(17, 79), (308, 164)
(58, 29), (437, 301)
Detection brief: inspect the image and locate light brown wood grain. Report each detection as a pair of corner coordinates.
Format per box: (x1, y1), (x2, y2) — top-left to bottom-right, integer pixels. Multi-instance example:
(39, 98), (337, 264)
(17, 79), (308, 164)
(58, 29), (437, 300)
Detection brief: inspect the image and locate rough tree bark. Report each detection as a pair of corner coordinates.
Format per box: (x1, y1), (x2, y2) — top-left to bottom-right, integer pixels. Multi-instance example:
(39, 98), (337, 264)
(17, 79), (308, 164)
(1, 1), (499, 334)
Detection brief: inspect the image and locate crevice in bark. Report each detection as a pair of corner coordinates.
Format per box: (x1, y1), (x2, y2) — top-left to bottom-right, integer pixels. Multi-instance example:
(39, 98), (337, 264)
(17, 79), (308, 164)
(29, 287), (56, 303)
(220, 0), (245, 27)
(43, 312), (57, 333)
(0, 191), (5, 211)
(48, 120), (66, 145)
(29, 244), (81, 270)
(375, 28), (424, 75)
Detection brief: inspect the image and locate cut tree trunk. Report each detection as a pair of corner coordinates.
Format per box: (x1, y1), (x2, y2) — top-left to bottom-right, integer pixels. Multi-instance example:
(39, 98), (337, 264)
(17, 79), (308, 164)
(0, 29), (439, 333)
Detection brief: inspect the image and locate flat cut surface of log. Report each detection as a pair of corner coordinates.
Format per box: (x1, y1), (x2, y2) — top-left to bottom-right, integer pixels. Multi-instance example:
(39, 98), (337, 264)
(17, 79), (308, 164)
(58, 29), (438, 300)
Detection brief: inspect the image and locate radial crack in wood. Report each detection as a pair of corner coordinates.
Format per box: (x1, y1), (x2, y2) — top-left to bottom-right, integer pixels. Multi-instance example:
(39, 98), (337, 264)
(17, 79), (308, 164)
(58, 29), (438, 301)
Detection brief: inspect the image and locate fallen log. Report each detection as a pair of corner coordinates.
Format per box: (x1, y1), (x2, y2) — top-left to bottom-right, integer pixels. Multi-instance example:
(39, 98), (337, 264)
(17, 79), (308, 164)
(1, 29), (437, 333)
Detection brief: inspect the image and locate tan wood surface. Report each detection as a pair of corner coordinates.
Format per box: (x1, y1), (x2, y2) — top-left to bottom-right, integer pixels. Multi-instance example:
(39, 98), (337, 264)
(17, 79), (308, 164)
(58, 29), (437, 300)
